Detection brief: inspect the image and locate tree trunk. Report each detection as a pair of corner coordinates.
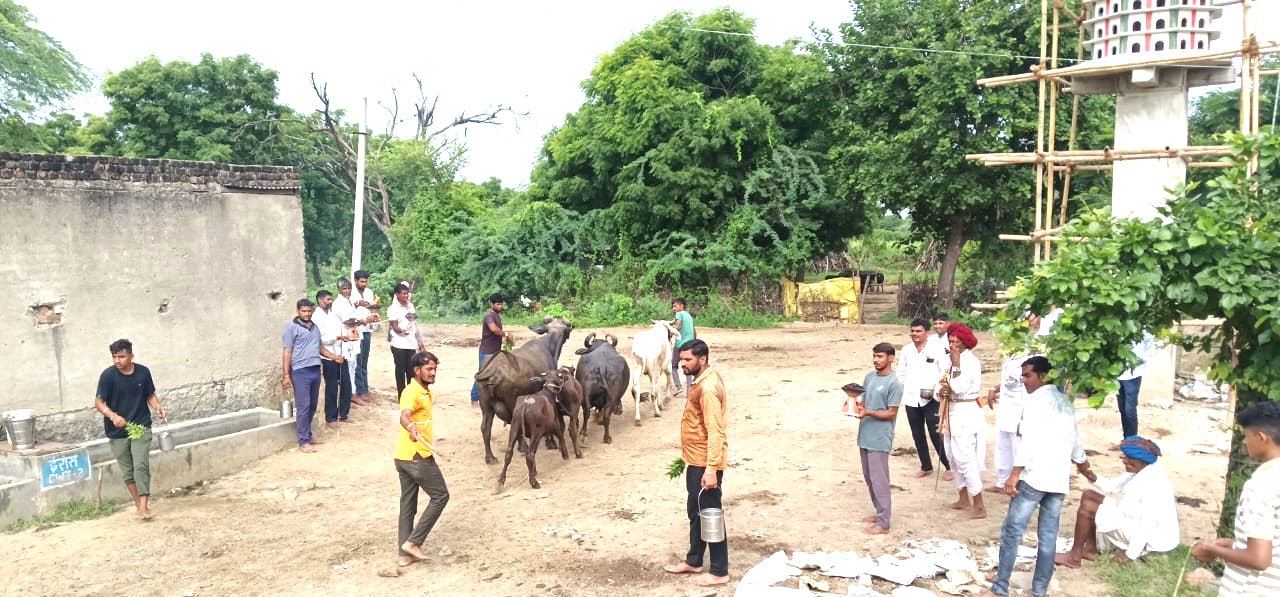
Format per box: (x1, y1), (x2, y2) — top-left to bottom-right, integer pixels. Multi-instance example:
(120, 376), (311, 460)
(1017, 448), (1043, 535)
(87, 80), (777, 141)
(937, 214), (967, 309)
(1218, 385), (1264, 537)
(309, 255), (323, 287)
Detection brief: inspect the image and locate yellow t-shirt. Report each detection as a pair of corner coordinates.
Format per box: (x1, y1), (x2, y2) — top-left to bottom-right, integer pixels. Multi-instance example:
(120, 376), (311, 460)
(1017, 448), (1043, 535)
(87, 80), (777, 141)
(394, 379), (433, 461)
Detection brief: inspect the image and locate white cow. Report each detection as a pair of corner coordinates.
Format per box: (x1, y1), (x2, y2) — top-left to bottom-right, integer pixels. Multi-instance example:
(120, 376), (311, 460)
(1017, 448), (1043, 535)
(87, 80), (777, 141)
(629, 320), (679, 425)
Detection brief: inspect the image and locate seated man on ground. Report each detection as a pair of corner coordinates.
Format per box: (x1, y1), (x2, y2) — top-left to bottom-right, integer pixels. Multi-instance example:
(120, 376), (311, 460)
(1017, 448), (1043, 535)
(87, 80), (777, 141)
(1056, 435), (1180, 567)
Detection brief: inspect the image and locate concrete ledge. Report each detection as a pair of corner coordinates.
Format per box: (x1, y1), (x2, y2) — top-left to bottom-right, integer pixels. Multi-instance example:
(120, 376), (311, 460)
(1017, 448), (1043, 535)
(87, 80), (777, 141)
(0, 408), (295, 527)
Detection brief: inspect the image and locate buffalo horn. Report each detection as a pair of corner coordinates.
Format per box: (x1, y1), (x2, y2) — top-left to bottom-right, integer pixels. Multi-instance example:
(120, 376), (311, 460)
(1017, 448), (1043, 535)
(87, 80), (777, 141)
(544, 316), (554, 324)
(583, 332), (597, 348)
(605, 333), (617, 347)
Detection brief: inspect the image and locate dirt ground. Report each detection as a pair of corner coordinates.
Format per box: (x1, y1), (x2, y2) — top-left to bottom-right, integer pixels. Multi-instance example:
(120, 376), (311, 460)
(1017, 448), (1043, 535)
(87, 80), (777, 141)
(4, 322), (1231, 597)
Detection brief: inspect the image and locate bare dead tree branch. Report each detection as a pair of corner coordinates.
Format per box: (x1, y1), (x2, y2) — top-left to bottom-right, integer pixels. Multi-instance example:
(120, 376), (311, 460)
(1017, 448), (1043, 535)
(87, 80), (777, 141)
(425, 104), (529, 142)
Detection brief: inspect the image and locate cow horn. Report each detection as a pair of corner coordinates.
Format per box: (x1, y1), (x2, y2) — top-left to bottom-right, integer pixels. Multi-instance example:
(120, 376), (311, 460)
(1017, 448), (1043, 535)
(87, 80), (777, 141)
(605, 333), (617, 347)
(544, 316), (553, 324)
(584, 332), (596, 348)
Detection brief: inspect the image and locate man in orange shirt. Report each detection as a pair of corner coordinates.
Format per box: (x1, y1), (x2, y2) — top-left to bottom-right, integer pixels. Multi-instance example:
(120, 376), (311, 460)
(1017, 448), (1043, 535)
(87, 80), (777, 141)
(664, 339), (730, 588)
(394, 351), (450, 569)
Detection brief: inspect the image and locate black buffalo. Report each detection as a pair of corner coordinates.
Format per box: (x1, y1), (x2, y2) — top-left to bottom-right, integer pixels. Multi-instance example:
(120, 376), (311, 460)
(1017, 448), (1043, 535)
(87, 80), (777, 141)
(574, 332), (631, 446)
(476, 316), (574, 464)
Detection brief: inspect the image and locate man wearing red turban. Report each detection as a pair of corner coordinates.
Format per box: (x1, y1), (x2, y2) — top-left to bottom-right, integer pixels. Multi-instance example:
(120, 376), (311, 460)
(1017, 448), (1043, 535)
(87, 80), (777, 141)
(938, 322), (988, 519)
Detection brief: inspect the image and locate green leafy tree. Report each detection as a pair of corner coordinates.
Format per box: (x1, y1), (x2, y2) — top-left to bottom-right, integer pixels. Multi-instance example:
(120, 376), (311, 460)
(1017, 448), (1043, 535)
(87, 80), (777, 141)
(0, 1), (90, 118)
(994, 133), (1280, 537)
(528, 9), (861, 292)
(816, 0), (1113, 307)
(0, 111), (117, 154)
(102, 53), (284, 163)
(1189, 57), (1280, 144)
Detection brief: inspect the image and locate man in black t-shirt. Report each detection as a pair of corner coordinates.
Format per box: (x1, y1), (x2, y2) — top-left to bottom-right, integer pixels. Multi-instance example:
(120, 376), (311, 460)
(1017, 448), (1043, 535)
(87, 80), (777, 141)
(470, 294), (511, 409)
(95, 339), (167, 520)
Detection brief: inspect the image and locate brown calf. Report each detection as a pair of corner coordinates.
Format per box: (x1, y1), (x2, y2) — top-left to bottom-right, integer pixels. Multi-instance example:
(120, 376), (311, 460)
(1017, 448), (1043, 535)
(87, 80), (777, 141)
(497, 371), (570, 491)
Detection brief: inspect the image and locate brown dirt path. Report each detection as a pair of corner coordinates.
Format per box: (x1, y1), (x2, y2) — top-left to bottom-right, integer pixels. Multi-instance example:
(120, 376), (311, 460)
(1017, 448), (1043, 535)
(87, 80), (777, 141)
(2, 322), (1229, 596)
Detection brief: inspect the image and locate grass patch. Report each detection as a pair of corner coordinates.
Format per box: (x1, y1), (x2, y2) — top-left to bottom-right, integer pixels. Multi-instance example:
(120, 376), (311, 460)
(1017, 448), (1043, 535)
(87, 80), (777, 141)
(878, 312), (911, 326)
(6, 499), (118, 533)
(1094, 545), (1209, 597)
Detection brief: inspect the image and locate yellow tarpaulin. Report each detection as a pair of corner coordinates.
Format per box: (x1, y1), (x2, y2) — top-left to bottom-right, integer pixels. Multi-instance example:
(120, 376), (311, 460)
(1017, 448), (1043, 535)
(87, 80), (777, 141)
(782, 277), (861, 324)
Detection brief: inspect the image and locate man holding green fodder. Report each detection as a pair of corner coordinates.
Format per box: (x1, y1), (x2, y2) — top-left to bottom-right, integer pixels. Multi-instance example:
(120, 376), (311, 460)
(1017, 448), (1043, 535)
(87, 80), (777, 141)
(95, 339), (167, 520)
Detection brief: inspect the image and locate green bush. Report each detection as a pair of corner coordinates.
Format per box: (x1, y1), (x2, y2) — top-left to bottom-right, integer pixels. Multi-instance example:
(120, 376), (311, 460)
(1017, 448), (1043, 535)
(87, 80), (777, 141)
(696, 294), (783, 329)
(955, 311), (994, 332)
(581, 293), (636, 326)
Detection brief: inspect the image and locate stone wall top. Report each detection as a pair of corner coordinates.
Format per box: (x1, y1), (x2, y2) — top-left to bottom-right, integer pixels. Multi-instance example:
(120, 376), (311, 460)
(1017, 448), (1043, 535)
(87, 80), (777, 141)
(0, 152), (300, 193)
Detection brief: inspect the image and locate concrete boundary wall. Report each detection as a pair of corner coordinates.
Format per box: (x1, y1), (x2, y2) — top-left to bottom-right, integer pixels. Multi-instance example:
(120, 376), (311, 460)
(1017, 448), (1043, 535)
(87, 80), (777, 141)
(1, 153), (305, 441)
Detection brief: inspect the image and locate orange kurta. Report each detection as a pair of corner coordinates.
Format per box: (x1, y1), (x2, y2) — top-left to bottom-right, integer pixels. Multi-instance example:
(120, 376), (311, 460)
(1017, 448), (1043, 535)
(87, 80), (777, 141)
(681, 366), (728, 470)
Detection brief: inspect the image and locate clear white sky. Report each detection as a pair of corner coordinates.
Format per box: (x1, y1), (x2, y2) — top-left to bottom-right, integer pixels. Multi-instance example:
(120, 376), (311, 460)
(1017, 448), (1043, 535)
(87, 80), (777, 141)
(27, 1), (1271, 187)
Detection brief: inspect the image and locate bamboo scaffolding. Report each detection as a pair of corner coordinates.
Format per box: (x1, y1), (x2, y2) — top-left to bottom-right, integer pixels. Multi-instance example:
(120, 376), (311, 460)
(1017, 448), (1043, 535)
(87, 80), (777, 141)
(970, 0), (1265, 310)
(1049, 162), (1234, 172)
(977, 42), (1279, 88)
(970, 147), (1233, 166)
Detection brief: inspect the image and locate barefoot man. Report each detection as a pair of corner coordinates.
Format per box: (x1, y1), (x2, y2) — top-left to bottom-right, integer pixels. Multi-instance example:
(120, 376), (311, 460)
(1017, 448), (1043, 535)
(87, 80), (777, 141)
(938, 322), (987, 519)
(394, 351), (450, 568)
(1055, 435), (1179, 568)
(857, 342), (903, 535)
(664, 339), (730, 588)
(95, 339), (166, 520)
(983, 356), (1093, 597)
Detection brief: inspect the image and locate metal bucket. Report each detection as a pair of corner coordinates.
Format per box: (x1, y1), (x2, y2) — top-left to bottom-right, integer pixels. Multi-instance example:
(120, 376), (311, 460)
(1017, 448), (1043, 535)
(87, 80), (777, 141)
(280, 400), (294, 419)
(2, 409), (37, 450)
(697, 488), (726, 543)
(158, 430), (175, 452)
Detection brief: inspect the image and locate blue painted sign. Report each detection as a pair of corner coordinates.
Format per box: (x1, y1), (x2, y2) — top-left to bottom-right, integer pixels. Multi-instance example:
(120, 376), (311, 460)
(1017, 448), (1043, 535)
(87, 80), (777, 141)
(39, 448), (92, 491)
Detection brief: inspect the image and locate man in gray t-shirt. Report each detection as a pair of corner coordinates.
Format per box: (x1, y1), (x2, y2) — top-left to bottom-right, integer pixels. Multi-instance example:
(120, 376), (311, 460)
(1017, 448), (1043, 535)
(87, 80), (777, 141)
(856, 342), (903, 534)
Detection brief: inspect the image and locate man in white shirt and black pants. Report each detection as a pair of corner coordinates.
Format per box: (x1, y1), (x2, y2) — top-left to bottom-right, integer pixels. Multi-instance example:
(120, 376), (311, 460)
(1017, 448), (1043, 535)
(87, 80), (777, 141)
(983, 356), (1094, 597)
(897, 318), (951, 479)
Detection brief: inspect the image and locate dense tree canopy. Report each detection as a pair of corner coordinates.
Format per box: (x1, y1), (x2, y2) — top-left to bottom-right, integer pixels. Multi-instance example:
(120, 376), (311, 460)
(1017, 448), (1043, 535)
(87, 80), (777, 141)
(816, 0), (1113, 307)
(0, 0), (89, 118)
(528, 8), (861, 291)
(102, 53), (285, 163)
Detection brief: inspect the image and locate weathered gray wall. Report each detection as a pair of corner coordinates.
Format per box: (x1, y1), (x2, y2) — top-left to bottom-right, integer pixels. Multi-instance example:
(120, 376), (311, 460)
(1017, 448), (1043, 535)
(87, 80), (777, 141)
(0, 153), (304, 441)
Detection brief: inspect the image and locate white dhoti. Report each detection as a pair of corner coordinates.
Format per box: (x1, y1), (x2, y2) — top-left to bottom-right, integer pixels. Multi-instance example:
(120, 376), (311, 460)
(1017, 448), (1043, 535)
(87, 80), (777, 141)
(994, 430), (1020, 486)
(943, 431), (986, 495)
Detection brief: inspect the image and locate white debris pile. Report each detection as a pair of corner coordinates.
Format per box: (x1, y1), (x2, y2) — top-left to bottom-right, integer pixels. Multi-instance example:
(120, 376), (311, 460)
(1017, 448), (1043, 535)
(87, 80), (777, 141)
(1176, 374), (1230, 403)
(735, 540), (986, 597)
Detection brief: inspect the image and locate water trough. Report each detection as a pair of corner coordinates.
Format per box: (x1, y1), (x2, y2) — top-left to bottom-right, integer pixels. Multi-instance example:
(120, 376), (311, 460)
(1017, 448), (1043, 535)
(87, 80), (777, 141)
(0, 407), (295, 527)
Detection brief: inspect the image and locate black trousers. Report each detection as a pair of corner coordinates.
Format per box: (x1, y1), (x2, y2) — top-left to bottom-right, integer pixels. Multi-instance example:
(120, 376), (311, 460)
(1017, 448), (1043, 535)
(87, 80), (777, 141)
(395, 455), (449, 555)
(391, 347), (415, 397)
(906, 401), (950, 472)
(322, 359), (352, 422)
(684, 466), (728, 576)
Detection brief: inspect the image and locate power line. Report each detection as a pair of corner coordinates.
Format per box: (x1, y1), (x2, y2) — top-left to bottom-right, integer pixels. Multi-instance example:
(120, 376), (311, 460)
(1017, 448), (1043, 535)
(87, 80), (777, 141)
(671, 25), (1081, 64)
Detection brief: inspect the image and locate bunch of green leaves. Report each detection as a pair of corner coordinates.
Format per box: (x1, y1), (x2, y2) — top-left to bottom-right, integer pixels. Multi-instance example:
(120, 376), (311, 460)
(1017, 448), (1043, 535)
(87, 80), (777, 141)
(125, 422), (147, 440)
(666, 457), (686, 479)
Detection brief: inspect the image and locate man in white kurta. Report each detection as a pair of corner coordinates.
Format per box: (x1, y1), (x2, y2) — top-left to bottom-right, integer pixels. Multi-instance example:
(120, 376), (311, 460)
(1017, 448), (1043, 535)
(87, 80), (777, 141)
(1056, 436), (1180, 567)
(988, 353), (1031, 492)
(938, 322), (987, 519)
(333, 278), (364, 403)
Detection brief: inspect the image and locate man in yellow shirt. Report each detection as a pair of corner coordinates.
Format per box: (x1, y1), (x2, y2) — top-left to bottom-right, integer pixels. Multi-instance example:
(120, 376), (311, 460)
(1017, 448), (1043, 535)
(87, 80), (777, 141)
(664, 339), (730, 587)
(394, 351), (450, 569)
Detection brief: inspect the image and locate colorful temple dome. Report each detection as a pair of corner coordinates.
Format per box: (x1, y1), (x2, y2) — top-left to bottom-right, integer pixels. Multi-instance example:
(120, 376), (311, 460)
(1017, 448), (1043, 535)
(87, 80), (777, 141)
(1082, 0), (1224, 60)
